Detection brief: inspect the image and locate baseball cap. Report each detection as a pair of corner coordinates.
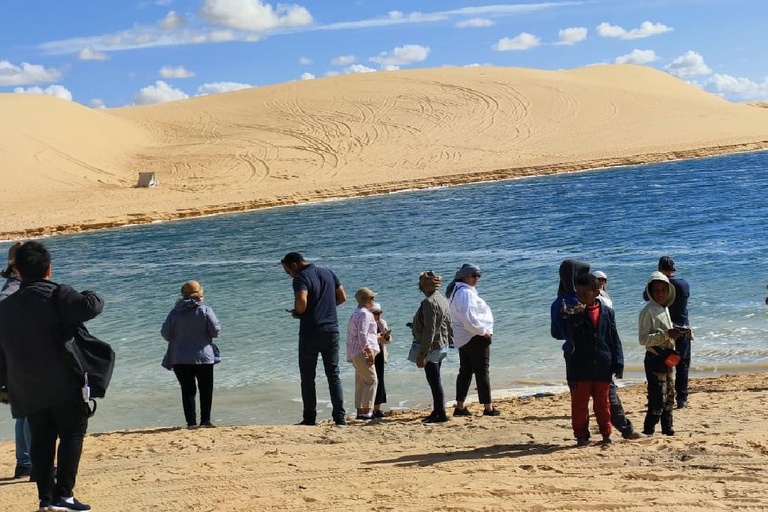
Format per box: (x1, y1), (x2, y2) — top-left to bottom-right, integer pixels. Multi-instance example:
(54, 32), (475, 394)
(592, 271), (607, 280)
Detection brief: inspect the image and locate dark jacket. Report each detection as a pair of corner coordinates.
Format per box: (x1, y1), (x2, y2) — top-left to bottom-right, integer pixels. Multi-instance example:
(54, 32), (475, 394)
(0, 276), (20, 302)
(0, 280), (104, 418)
(161, 299), (221, 369)
(563, 301), (624, 383)
(550, 259), (590, 345)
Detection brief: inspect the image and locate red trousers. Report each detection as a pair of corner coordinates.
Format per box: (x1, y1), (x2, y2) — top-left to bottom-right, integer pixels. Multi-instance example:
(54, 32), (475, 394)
(570, 381), (611, 439)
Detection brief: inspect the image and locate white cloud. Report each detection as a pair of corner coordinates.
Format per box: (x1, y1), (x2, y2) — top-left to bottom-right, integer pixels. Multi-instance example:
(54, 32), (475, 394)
(369, 44), (429, 68)
(456, 18), (494, 28)
(555, 27), (587, 46)
(388, 11), (403, 20)
(159, 11), (185, 31)
(196, 81), (253, 95)
(705, 74), (768, 100)
(331, 55), (356, 66)
(300, 72), (315, 80)
(77, 46), (109, 61)
(89, 98), (106, 109)
(156, 0), (174, 5)
(200, 0), (313, 32)
(493, 33), (540, 51)
(13, 85), (73, 101)
(344, 64), (377, 74)
(0, 60), (61, 86)
(132, 80), (189, 105)
(596, 21), (672, 40)
(159, 65), (195, 78)
(665, 50), (712, 78)
(298, 57), (312, 65)
(614, 49), (659, 65)
(208, 30), (236, 42)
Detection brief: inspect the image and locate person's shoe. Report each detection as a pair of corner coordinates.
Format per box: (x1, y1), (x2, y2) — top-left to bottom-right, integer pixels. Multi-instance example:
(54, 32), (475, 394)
(576, 438), (589, 447)
(187, 423), (198, 429)
(355, 413), (373, 420)
(424, 413), (449, 423)
(372, 410), (385, 419)
(623, 431), (645, 440)
(296, 419), (316, 426)
(14, 464), (32, 479)
(199, 421), (215, 428)
(601, 435), (612, 444)
(482, 407), (501, 416)
(50, 496), (91, 511)
(38, 500), (52, 512)
(453, 407), (471, 417)
(677, 401), (688, 409)
(334, 419), (348, 428)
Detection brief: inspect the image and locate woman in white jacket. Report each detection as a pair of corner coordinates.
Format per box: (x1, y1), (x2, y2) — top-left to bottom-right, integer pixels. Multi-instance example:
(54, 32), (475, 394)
(446, 264), (499, 417)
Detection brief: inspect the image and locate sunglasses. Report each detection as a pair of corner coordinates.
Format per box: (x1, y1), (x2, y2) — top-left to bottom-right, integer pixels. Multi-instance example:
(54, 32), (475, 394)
(472, 274), (482, 278)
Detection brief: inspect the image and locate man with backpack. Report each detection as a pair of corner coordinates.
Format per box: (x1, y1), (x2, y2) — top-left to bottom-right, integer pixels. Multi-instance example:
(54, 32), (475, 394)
(0, 241), (104, 512)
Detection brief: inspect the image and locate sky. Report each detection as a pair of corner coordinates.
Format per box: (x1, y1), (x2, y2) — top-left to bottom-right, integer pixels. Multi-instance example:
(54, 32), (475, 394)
(1, 0), (767, 108)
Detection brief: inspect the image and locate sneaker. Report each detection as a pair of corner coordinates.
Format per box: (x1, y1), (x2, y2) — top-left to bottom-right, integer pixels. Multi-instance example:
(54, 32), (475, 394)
(623, 431), (645, 440)
(355, 413), (373, 420)
(482, 407), (501, 416)
(576, 438), (589, 447)
(199, 422), (215, 428)
(424, 414), (449, 423)
(50, 496), (91, 511)
(38, 500), (51, 512)
(677, 401), (688, 409)
(601, 435), (612, 444)
(453, 407), (471, 417)
(372, 410), (385, 419)
(334, 419), (348, 428)
(14, 464), (32, 479)
(296, 419), (316, 426)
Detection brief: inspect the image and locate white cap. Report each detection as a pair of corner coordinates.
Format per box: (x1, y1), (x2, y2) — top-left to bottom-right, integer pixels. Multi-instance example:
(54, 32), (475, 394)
(592, 271), (608, 280)
(369, 302), (382, 313)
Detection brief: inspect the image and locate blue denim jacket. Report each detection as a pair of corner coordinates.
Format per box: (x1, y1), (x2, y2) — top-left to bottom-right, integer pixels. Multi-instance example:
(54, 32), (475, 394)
(161, 299), (221, 369)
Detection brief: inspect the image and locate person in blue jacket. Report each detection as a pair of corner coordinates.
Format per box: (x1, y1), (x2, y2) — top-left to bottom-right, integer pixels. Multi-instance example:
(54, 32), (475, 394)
(161, 280), (221, 428)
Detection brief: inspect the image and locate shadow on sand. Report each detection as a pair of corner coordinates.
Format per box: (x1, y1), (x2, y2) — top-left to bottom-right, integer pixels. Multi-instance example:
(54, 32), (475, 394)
(365, 442), (570, 467)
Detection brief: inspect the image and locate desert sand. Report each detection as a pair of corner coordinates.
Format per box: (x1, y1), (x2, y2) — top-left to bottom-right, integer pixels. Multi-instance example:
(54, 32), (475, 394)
(2, 64), (768, 238)
(2, 373), (767, 510)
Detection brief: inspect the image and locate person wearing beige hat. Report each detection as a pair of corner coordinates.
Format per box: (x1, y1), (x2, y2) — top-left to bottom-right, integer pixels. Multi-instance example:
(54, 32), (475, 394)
(161, 280), (222, 428)
(346, 287), (380, 420)
(0, 242), (33, 480)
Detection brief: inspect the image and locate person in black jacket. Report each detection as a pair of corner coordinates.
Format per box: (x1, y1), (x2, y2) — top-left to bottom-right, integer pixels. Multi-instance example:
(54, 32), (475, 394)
(563, 273), (624, 447)
(0, 241), (103, 512)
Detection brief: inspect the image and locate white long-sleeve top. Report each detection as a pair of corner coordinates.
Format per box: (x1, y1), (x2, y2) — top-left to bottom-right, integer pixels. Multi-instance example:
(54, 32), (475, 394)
(346, 307), (380, 362)
(449, 282), (494, 349)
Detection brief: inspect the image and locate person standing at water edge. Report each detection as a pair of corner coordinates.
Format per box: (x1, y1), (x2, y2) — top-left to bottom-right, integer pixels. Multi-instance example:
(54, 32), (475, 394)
(369, 302), (392, 418)
(657, 256), (692, 409)
(282, 252), (347, 426)
(411, 271), (452, 423)
(161, 280), (222, 428)
(0, 241), (104, 512)
(563, 274), (624, 446)
(346, 288), (380, 420)
(0, 242), (33, 479)
(447, 264), (499, 417)
(639, 271), (682, 436)
(593, 271), (612, 309)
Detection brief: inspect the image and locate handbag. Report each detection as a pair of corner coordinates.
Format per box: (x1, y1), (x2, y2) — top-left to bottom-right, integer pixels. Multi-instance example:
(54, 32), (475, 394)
(652, 347), (680, 368)
(407, 341), (421, 363)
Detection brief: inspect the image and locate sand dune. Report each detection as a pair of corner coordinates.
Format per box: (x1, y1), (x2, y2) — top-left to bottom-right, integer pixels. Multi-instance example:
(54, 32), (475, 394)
(2, 64), (768, 238)
(2, 373), (767, 510)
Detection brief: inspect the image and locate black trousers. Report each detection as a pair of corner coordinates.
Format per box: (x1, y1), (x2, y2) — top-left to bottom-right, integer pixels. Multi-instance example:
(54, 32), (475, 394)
(27, 398), (89, 502)
(298, 331), (345, 423)
(374, 349), (386, 405)
(675, 334), (691, 403)
(173, 364), (214, 426)
(456, 335), (492, 404)
(609, 382), (635, 438)
(425, 361), (445, 414)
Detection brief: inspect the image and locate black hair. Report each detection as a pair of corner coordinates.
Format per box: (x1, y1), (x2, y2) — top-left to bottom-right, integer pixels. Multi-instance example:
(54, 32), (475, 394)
(280, 252), (305, 266)
(575, 273), (599, 291)
(14, 241), (51, 281)
(0, 265), (12, 279)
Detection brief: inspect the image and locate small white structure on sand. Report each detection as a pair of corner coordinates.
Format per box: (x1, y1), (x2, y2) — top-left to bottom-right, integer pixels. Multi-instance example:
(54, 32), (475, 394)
(137, 172), (158, 188)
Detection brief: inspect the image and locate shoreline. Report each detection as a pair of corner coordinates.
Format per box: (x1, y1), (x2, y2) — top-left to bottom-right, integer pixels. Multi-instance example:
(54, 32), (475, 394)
(3, 372), (768, 510)
(4, 140), (768, 241)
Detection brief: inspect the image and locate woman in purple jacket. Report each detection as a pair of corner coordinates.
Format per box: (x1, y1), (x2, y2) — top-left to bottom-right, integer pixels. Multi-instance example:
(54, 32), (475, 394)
(161, 280), (221, 428)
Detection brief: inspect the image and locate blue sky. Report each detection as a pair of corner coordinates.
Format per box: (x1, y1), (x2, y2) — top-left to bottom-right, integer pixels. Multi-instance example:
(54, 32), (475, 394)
(1, 0), (767, 107)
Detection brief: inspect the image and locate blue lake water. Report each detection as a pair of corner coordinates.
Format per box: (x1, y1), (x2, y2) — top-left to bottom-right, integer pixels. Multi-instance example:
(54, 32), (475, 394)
(2, 151), (768, 438)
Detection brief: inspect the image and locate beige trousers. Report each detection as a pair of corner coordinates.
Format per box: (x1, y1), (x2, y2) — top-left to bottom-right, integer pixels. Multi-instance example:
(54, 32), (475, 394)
(352, 353), (378, 410)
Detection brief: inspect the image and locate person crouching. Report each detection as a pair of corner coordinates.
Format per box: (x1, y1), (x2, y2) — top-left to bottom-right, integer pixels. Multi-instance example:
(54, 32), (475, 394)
(563, 274), (624, 446)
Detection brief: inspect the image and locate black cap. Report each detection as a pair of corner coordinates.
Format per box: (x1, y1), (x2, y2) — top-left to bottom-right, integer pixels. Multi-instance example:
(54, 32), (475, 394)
(658, 256), (676, 272)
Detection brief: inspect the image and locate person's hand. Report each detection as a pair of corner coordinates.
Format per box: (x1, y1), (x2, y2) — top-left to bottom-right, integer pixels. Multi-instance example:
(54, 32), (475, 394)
(286, 309), (300, 318)
(614, 371), (623, 380)
(483, 332), (491, 339)
(667, 328), (682, 340)
(365, 350), (375, 366)
(417, 355), (426, 368)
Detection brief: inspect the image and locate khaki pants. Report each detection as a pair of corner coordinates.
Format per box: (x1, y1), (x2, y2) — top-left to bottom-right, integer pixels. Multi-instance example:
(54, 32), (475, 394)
(352, 353), (378, 410)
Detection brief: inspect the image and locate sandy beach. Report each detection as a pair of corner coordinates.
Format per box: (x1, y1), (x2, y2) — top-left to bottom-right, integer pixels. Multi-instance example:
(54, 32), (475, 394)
(1, 372), (766, 510)
(2, 64), (768, 239)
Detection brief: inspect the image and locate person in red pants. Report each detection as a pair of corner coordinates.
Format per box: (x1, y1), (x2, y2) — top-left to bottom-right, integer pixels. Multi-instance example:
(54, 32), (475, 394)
(563, 273), (624, 446)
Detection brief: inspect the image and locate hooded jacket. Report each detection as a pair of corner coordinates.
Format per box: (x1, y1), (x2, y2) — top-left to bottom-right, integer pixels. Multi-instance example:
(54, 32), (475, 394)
(0, 280), (104, 418)
(563, 300), (624, 382)
(161, 299), (221, 369)
(550, 259), (590, 346)
(0, 276), (20, 302)
(638, 271), (676, 352)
